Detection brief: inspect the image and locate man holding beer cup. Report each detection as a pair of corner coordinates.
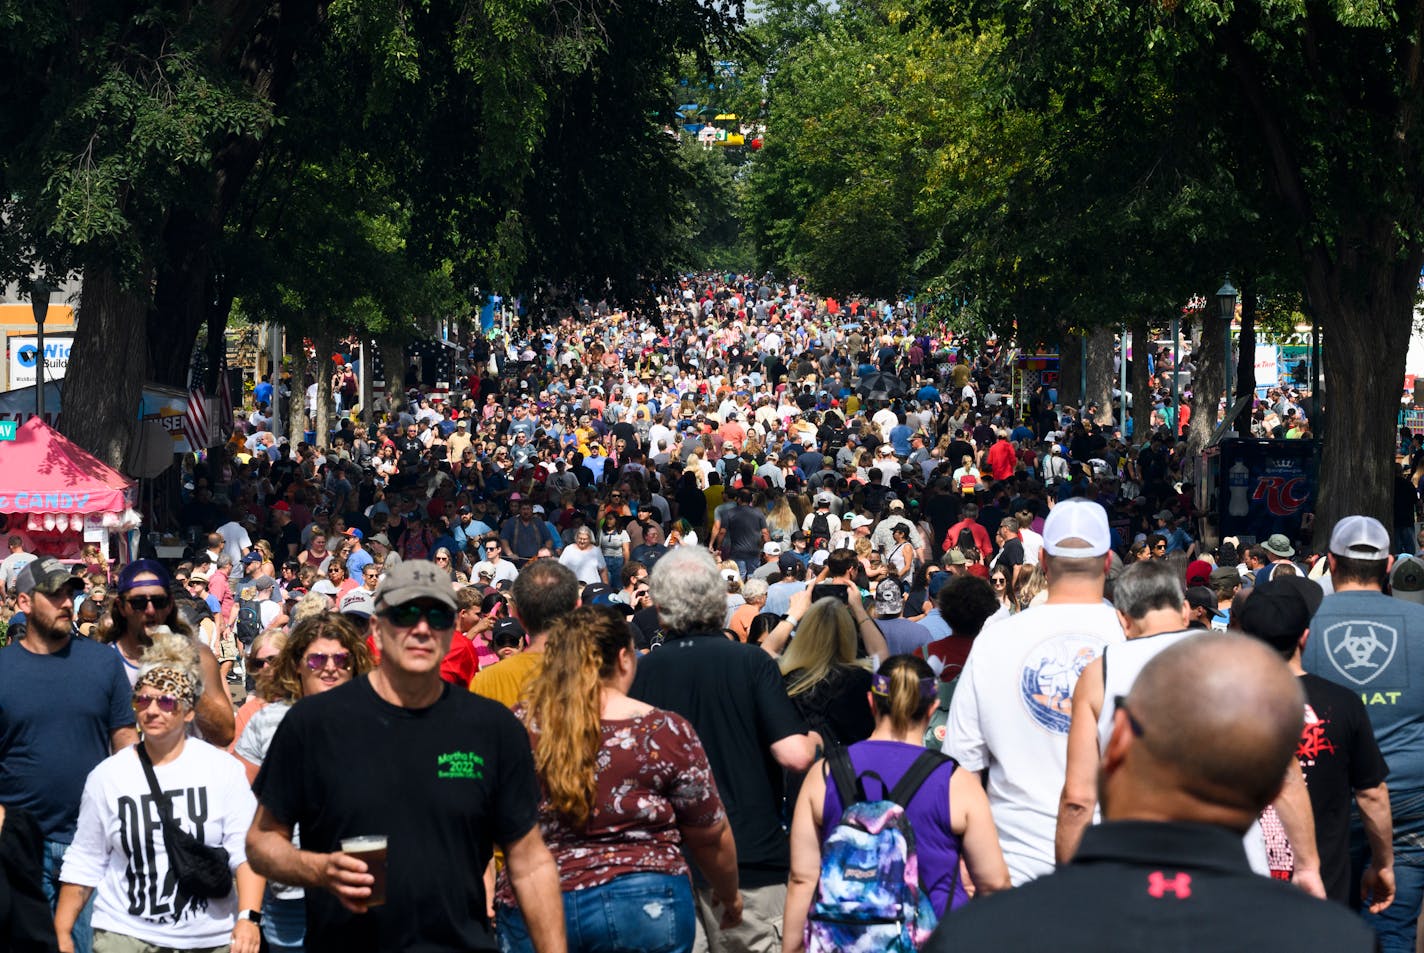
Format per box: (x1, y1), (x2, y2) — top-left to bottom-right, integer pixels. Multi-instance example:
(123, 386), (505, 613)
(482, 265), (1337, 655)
(246, 560), (565, 952)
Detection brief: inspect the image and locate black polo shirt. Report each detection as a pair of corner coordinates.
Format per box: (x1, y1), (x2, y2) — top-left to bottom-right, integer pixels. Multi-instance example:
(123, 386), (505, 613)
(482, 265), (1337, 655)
(630, 629), (806, 887)
(927, 821), (1374, 952)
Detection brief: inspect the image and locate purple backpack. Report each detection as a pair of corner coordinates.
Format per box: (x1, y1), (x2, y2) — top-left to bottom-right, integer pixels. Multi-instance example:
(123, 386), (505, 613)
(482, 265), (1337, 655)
(805, 747), (950, 953)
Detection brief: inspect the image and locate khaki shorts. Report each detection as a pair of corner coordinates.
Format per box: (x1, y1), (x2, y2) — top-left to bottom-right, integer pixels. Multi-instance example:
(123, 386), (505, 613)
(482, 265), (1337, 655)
(93, 927), (229, 953)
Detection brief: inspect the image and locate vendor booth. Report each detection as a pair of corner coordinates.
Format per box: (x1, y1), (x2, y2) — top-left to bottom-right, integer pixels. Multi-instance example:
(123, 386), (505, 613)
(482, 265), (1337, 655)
(0, 417), (140, 566)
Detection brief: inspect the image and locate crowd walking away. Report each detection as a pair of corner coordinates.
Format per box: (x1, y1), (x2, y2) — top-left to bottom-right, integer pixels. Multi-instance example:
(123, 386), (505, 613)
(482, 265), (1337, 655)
(0, 273), (1413, 952)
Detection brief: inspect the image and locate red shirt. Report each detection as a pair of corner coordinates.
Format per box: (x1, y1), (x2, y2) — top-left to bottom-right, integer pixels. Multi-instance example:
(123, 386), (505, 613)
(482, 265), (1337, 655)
(440, 632), (480, 686)
(919, 634), (975, 683)
(987, 439), (1017, 481)
(944, 518), (992, 557)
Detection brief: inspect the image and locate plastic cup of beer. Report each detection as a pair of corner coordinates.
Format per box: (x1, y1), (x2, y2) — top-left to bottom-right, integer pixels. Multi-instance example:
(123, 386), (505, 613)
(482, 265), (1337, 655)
(340, 835), (388, 907)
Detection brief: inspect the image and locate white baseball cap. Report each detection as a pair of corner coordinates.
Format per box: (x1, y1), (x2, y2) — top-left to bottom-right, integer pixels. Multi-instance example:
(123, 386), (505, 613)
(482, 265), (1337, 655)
(1329, 515), (1390, 560)
(1042, 499), (1110, 558)
(763, 542), (783, 556)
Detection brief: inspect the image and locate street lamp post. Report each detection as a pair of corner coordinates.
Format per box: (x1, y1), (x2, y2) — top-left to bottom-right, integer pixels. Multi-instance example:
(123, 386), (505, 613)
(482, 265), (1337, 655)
(1217, 278), (1238, 426)
(30, 279), (50, 421)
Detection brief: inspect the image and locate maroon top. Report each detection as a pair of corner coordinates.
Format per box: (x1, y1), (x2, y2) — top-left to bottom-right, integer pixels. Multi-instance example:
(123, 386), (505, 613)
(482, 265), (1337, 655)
(496, 708), (724, 901)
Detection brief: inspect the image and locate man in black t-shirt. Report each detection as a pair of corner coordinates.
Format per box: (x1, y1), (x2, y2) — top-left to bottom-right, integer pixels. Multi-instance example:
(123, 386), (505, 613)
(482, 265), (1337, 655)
(247, 561), (564, 953)
(1237, 577), (1395, 910)
(631, 545), (817, 953)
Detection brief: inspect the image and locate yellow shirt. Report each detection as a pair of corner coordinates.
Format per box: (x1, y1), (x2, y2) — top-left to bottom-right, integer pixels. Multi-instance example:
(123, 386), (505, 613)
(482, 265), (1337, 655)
(469, 650), (544, 709)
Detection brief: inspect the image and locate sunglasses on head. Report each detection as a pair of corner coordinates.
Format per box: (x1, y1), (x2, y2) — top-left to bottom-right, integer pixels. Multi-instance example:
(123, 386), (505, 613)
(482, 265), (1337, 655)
(132, 693), (180, 713)
(382, 604), (457, 629)
(303, 651), (352, 672)
(125, 594), (172, 610)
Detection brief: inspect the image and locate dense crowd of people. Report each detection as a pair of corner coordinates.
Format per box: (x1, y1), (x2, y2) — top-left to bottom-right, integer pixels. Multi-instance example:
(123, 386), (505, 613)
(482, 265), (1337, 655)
(0, 273), (1415, 953)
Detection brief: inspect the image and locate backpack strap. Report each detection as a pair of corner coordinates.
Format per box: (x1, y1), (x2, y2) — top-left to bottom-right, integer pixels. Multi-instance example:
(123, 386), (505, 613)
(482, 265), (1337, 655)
(826, 745), (864, 807)
(888, 749), (952, 808)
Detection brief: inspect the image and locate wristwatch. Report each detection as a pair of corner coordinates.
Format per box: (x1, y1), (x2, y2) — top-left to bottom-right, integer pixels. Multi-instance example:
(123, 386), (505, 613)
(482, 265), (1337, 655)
(237, 909), (263, 925)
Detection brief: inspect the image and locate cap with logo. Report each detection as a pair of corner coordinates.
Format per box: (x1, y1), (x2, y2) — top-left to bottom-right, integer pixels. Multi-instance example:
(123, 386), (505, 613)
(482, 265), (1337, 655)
(777, 553), (802, 575)
(874, 578), (904, 615)
(339, 589), (376, 619)
(1041, 499), (1111, 558)
(373, 560), (458, 611)
(1329, 515), (1390, 561)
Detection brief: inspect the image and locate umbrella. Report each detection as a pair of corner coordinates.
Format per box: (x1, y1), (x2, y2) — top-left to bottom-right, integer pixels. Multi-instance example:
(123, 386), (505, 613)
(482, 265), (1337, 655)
(856, 371), (907, 398)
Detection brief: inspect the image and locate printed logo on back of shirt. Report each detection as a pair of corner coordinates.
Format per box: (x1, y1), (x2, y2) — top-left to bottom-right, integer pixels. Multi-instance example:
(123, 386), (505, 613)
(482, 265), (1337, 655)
(1322, 619), (1398, 686)
(1018, 634), (1103, 734)
(437, 750), (484, 780)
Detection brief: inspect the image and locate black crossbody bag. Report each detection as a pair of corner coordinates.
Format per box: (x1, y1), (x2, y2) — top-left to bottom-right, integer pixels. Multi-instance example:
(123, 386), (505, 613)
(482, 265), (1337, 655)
(136, 744), (234, 899)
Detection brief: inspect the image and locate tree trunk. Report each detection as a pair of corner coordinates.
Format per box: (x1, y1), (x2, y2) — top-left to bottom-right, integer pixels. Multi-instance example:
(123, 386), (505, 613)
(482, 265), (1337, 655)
(287, 331), (306, 451)
(62, 263), (151, 470)
(1085, 326), (1114, 425)
(1309, 262), (1420, 547)
(314, 327), (335, 450)
(1130, 317), (1153, 441)
(1187, 314), (1223, 456)
(1235, 276), (1258, 438)
(380, 339), (407, 417)
(1058, 335), (1083, 409)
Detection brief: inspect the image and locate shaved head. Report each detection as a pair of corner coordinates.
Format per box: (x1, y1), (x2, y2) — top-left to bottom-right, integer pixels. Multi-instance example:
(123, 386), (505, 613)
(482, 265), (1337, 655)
(1103, 633), (1304, 826)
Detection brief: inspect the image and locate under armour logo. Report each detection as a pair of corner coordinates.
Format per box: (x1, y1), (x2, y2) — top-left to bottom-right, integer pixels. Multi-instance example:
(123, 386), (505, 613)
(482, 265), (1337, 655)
(1146, 871), (1192, 899)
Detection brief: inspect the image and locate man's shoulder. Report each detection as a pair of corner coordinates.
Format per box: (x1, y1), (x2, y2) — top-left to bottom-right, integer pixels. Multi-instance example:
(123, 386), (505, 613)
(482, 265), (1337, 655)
(934, 858), (1372, 952)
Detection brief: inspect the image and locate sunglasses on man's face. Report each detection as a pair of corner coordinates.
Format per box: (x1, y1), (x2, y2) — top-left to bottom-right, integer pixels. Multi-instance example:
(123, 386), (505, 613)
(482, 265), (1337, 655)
(125, 594), (172, 610)
(382, 604), (457, 630)
(132, 693), (180, 713)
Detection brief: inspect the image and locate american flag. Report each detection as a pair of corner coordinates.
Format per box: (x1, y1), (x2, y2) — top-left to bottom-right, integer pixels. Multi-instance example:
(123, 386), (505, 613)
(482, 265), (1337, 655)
(217, 365), (234, 439)
(185, 386), (210, 450)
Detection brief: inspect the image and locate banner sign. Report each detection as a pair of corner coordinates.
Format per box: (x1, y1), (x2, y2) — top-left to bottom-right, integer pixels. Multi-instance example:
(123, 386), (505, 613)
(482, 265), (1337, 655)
(1218, 438), (1318, 542)
(9, 336), (74, 388)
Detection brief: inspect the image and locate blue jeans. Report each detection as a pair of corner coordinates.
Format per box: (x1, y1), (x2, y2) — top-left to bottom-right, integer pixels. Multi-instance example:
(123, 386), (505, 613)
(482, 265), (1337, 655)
(262, 891), (305, 952)
(604, 556), (625, 589)
(45, 838), (93, 953)
(1352, 793), (1424, 953)
(498, 871), (695, 953)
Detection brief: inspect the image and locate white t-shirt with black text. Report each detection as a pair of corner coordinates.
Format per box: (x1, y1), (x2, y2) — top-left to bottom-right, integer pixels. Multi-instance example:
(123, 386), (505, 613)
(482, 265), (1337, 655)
(61, 740), (255, 948)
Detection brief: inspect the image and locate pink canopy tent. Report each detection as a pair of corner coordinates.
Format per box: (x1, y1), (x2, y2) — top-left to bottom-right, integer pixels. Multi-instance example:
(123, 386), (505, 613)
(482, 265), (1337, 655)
(0, 417), (133, 514)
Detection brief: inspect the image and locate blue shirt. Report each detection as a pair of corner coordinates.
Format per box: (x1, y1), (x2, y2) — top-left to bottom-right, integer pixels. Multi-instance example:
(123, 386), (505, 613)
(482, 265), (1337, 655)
(890, 424), (914, 458)
(0, 637), (135, 841)
(346, 548), (374, 578)
(254, 381), (274, 406)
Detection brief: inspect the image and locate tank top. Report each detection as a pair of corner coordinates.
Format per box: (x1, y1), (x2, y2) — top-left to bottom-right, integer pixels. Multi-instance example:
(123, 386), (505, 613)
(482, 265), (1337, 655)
(1096, 630), (1269, 876)
(820, 740), (968, 916)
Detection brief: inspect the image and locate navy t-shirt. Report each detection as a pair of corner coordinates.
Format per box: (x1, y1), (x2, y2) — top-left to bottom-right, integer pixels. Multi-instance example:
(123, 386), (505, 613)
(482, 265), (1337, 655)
(0, 637), (135, 841)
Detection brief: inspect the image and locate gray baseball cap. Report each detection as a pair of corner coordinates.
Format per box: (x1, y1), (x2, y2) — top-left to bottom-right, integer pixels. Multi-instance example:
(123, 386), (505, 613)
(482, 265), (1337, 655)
(372, 560), (457, 611)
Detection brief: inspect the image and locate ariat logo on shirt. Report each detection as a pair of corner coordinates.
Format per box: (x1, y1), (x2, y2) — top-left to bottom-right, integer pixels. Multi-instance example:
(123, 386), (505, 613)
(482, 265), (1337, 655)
(437, 751), (484, 779)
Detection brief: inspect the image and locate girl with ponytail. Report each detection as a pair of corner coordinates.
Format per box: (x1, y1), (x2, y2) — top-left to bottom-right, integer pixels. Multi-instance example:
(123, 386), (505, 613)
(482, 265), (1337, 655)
(494, 606), (742, 953)
(783, 655), (1012, 950)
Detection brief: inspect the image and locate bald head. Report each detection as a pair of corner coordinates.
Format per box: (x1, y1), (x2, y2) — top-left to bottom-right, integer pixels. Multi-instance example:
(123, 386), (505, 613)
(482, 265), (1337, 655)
(1103, 633), (1303, 827)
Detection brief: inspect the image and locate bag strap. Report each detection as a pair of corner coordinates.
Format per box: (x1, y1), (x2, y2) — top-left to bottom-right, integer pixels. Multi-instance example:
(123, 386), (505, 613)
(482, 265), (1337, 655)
(136, 744), (184, 861)
(826, 744), (864, 807)
(888, 749), (952, 808)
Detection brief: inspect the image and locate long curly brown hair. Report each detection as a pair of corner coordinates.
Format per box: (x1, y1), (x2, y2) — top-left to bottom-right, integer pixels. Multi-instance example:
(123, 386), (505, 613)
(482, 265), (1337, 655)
(522, 606), (634, 828)
(257, 613), (374, 703)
